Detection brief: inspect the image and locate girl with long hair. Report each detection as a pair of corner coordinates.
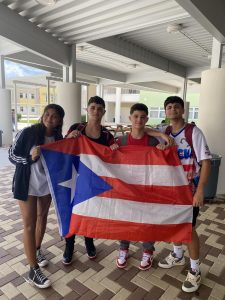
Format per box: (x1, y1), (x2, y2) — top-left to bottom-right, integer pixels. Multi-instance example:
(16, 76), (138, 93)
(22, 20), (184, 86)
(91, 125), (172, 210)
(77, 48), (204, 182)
(9, 104), (65, 289)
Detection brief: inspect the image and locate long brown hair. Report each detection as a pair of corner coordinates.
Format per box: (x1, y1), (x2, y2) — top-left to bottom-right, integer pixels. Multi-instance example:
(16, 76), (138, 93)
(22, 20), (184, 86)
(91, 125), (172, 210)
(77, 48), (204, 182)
(33, 104), (65, 145)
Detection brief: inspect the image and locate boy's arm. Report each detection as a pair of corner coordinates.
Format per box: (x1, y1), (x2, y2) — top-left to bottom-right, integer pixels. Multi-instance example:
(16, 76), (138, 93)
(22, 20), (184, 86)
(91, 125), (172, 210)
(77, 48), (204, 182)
(145, 128), (174, 146)
(193, 159), (211, 207)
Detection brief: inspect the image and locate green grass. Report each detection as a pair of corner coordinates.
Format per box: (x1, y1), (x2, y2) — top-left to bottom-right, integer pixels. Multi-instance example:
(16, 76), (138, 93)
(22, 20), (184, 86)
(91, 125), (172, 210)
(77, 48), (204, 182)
(19, 119), (38, 124)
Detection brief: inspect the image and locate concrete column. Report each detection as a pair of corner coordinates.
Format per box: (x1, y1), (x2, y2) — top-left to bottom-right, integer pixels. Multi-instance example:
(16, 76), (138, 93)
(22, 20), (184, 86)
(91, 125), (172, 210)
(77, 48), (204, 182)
(115, 87), (121, 124)
(68, 44), (76, 83)
(198, 68), (225, 194)
(183, 101), (190, 123)
(87, 84), (97, 99)
(180, 78), (189, 122)
(182, 78), (187, 102)
(63, 66), (69, 82)
(47, 79), (50, 104)
(63, 44), (76, 83)
(0, 55), (5, 89)
(211, 38), (223, 68)
(96, 84), (104, 98)
(0, 88), (13, 145)
(56, 82), (81, 135)
(14, 82), (18, 131)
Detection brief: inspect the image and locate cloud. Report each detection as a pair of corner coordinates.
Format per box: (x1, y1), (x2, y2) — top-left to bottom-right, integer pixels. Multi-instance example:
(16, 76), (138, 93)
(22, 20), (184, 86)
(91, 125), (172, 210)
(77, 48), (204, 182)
(4, 60), (47, 78)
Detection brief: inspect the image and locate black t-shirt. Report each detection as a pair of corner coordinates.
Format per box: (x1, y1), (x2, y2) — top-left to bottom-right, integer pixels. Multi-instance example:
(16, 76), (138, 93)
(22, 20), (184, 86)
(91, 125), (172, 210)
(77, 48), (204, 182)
(67, 123), (114, 146)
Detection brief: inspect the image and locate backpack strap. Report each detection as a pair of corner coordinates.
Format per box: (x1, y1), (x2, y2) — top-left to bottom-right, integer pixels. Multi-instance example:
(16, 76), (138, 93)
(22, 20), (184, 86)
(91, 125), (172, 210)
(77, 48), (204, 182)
(165, 125), (172, 136)
(76, 123), (86, 133)
(184, 123), (196, 159)
(147, 136), (159, 146)
(119, 134), (129, 145)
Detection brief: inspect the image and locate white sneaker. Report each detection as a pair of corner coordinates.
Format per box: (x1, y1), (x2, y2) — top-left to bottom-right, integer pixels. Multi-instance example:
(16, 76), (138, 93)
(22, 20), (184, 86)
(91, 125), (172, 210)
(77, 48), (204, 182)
(182, 269), (201, 293)
(139, 250), (153, 271)
(116, 249), (129, 269)
(158, 251), (185, 269)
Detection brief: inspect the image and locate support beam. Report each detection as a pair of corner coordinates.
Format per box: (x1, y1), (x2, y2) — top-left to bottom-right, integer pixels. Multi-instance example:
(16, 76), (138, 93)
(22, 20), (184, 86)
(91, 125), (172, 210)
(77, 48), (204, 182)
(68, 44), (76, 83)
(186, 66), (208, 79)
(63, 66), (69, 83)
(132, 82), (179, 94)
(182, 78), (188, 102)
(175, 0), (225, 42)
(126, 71), (183, 84)
(76, 61), (126, 82)
(211, 38), (223, 69)
(90, 37), (186, 77)
(0, 56), (6, 89)
(0, 3), (70, 65)
(115, 87), (121, 124)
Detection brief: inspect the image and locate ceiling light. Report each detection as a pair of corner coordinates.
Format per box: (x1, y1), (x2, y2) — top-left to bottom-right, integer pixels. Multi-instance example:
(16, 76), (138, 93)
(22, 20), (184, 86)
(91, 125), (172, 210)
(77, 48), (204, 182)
(35, 0), (58, 6)
(77, 46), (85, 52)
(127, 64), (138, 69)
(166, 24), (183, 34)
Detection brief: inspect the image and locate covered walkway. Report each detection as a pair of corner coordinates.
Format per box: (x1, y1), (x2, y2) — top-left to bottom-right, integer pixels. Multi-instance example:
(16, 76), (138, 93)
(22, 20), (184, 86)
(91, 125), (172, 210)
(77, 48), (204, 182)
(0, 153), (225, 299)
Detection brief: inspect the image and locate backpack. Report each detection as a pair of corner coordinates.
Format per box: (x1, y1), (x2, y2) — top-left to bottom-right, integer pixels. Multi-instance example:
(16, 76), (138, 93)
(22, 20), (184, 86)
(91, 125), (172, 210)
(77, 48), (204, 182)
(119, 133), (158, 146)
(75, 123), (112, 144)
(165, 123), (196, 159)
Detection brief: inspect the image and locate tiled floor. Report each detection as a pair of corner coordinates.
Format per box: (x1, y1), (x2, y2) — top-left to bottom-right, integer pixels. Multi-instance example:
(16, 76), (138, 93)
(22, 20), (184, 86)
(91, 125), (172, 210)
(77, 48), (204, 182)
(0, 165), (225, 300)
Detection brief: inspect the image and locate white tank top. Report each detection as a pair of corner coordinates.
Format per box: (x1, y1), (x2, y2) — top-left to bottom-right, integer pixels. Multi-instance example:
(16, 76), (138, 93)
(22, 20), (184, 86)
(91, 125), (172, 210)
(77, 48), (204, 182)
(28, 136), (55, 197)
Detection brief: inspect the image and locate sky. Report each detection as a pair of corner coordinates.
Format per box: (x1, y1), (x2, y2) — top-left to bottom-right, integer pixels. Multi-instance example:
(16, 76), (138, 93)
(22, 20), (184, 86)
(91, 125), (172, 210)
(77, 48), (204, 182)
(4, 60), (47, 79)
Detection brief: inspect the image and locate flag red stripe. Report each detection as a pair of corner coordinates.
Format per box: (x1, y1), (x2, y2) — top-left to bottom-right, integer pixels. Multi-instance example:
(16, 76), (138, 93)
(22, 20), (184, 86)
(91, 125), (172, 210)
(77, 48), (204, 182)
(183, 164), (194, 172)
(99, 177), (193, 205)
(67, 214), (192, 243)
(42, 137), (181, 166)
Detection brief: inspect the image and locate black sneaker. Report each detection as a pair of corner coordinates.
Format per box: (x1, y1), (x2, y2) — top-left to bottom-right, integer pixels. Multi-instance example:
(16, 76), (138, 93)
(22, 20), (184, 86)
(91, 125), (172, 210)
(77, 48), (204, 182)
(85, 237), (96, 259)
(28, 266), (51, 289)
(62, 235), (75, 265)
(37, 248), (48, 267)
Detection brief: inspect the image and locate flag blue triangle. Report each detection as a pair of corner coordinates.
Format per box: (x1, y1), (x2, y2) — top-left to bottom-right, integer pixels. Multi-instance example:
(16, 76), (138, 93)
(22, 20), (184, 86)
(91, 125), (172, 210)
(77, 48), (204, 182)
(41, 148), (112, 236)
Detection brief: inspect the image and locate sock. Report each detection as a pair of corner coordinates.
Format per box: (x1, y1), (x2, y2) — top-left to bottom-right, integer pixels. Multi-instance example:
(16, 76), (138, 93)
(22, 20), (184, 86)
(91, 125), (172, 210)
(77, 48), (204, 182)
(173, 245), (183, 258)
(190, 258), (200, 273)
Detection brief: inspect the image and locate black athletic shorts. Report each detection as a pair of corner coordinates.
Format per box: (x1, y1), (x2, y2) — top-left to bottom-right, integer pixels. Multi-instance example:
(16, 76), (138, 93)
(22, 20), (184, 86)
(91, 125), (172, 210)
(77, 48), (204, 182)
(192, 207), (199, 227)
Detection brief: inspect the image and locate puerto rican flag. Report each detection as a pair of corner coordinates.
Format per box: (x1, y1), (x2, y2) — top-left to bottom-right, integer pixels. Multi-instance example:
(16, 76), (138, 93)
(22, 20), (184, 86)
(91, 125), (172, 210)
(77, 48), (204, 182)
(41, 136), (193, 243)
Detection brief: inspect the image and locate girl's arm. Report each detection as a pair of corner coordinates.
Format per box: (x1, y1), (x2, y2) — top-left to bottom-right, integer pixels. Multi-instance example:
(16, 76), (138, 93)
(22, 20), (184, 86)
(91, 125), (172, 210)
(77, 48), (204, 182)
(8, 128), (34, 165)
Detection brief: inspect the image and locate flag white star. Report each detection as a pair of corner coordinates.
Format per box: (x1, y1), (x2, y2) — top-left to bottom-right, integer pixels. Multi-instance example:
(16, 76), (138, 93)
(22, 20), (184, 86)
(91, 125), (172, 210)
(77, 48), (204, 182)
(58, 164), (79, 203)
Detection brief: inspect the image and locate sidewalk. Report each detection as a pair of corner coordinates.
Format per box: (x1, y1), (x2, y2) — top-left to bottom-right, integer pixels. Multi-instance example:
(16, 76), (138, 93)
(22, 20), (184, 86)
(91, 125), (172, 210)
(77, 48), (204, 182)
(0, 157), (225, 299)
(0, 147), (10, 168)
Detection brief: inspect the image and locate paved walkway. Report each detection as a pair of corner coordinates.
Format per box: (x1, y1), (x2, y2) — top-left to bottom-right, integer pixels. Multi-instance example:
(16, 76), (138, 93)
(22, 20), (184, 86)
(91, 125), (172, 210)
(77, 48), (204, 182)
(0, 155), (225, 299)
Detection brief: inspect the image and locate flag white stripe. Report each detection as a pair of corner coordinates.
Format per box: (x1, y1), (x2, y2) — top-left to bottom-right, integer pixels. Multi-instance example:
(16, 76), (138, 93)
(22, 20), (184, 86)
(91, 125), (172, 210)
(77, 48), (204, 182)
(72, 196), (192, 224)
(80, 154), (188, 186)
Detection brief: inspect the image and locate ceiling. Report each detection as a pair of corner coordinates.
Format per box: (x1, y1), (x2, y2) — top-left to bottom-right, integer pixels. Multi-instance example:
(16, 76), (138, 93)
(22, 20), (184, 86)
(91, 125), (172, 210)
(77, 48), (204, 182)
(0, 0), (225, 93)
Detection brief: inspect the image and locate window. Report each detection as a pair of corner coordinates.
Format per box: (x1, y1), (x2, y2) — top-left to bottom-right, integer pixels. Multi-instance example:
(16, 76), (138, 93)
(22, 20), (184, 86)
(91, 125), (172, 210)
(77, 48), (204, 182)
(20, 107), (23, 112)
(122, 88), (140, 94)
(189, 107), (199, 120)
(19, 93), (23, 98)
(31, 107), (35, 113)
(188, 108), (193, 119)
(159, 107), (165, 118)
(193, 108), (199, 119)
(149, 107), (165, 119)
(31, 94), (35, 99)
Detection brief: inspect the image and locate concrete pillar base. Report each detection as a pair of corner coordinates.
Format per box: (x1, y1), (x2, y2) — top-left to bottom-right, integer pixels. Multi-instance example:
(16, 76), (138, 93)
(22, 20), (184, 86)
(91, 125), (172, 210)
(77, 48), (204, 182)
(199, 68), (225, 194)
(0, 88), (13, 146)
